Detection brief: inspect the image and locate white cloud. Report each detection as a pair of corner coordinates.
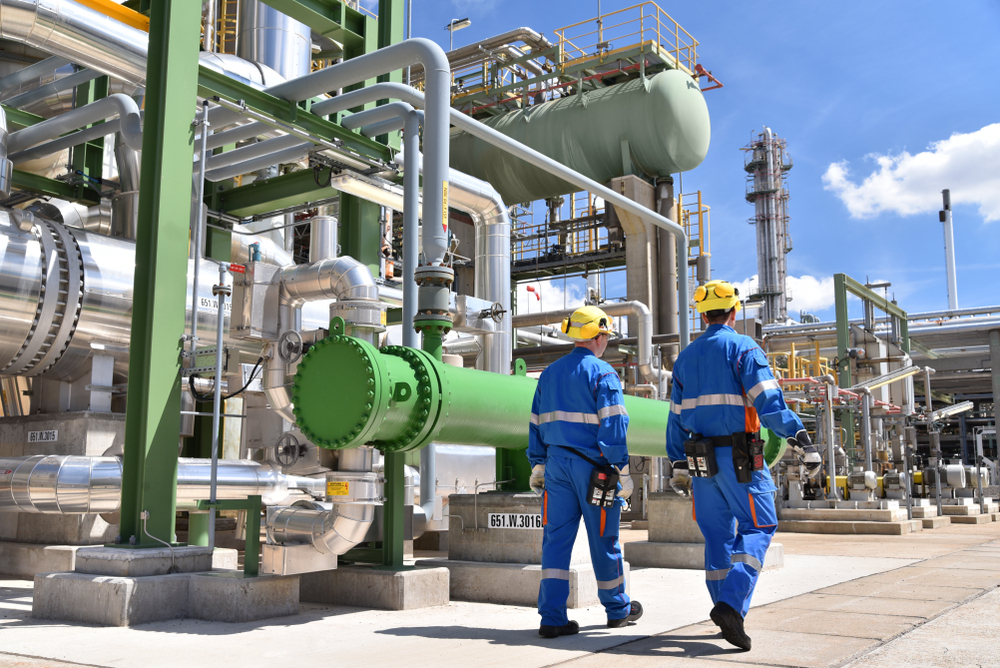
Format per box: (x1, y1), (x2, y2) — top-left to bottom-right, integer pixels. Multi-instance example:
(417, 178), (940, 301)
(734, 274), (836, 317)
(823, 123), (1000, 221)
(515, 279), (585, 315)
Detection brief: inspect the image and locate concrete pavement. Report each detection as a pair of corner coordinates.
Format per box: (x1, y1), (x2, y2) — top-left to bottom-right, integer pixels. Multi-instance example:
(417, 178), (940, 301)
(1, 521), (998, 668)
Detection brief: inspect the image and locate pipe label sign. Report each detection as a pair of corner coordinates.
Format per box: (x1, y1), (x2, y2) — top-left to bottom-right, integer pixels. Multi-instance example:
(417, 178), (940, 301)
(327, 481), (350, 497)
(488, 513), (542, 530)
(27, 430), (58, 443)
(442, 182), (449, 233)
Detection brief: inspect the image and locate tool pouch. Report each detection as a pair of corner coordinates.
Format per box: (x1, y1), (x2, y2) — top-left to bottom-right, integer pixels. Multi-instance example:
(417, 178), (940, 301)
(684, 436), (718, 478)
(733, 433), (765, 483)
(587, 466), (620, 507)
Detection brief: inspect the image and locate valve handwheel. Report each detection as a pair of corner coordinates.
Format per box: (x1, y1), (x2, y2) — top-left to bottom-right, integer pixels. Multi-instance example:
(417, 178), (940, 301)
(277, 329), (304, 364)
(274, 432), (301, 467)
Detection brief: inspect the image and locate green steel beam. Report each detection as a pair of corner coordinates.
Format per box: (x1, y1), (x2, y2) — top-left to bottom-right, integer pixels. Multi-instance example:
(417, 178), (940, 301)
(259, 0), (367, 45)
(118, 0), (202, 547)
(197, 65), (390, 161)
(10, 170), (99, 205)
(214, 169), (331, 217)
(374, 0), (403, 150)
(339, 193), (381, 277)
(3, 105), (44, 130)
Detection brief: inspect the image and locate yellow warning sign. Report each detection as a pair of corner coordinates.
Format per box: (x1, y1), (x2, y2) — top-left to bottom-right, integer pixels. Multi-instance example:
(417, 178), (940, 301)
(327, 481), (350, 497)
(380, 310), (387, 325)
(442, 182), (449, 233)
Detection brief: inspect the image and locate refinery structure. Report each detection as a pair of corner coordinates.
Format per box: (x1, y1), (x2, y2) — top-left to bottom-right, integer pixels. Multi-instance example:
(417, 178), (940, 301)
(0, 0), (996, 664)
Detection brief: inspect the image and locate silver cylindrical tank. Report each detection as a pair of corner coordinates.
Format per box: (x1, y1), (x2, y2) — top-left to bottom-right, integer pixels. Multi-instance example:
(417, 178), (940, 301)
(237, 0), (312, 81)
(449, 69), (711, 204)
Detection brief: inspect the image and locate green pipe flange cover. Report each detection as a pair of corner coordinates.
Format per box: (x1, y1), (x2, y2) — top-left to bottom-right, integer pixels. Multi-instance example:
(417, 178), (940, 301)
(292, 334), (390, 449)
(377, 345), (444, 452)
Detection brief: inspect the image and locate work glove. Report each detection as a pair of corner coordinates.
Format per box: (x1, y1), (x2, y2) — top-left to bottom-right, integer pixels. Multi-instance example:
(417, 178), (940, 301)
(669, 460), (691, 496)
(616, 464), (634, 500)
(787, 429), (822, 478)
(529, 464), (546, 494)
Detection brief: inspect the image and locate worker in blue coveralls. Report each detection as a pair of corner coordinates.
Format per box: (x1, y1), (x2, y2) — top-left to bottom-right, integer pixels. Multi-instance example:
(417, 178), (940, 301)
(666, 280), (821, 651)
(527, 305), (643, 639)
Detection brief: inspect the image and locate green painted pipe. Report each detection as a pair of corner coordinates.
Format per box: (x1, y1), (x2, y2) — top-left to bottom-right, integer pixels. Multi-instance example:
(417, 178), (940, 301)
(450, 70), (711, 204)
(293, 332), (786, 465)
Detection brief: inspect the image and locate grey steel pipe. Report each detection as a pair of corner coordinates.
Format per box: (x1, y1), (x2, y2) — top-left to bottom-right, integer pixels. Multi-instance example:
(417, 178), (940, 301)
(2, 67), (101, 109)
(266, 446), (376, 555)
(0, 55), (70, 91)
(0, 107), (10, 199)
(208, 262), (229, 550)
(860, 388), (874, 473)
(923, 365), (943, 516)
(204, 133), (304, 171)
(820, 375), (838, 500)
(308, 215), (338, 263)
(0, 455), (324, 513)
(403, 111), (420, 347)
(189, 101), (211, 373)
(204, 141), (311, 182)
(267, 38), (451, 267)
(111, 132), (140, 239)
(8, 93), (142, 158)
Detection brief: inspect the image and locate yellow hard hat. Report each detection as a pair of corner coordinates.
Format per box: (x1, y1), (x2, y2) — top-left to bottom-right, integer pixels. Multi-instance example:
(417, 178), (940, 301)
(561, 305), (615, 340)
(694, 280), (742, 314)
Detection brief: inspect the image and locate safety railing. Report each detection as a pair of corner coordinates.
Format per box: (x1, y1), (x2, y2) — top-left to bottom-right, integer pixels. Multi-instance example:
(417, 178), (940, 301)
(511, 194), (610, 263)
(554, 2), (698, 74)
(680, 191), (710, 333)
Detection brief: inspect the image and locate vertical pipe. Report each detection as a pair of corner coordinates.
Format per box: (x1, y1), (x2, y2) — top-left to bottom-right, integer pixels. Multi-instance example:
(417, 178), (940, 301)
(825, 380), (838, 500)
(203, 0), (216, 53)
(308, 215), (338, 262)
(861, 389), (873, 473)
(190, 101), (210, 355)
(941, 189), (958, 311)
(402, 111), (420, 348)
(991, 330), (1000, 464)
(903, 436), (913, 520)
(208, 262), (229, 551)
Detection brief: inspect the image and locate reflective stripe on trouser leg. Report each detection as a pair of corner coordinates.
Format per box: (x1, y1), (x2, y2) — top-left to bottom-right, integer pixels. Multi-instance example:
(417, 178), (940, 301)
(692, 474), (737, 607)
(580, 477), (630, 620)
(538, 456), (582, 627)
(711, 450), (777, 617)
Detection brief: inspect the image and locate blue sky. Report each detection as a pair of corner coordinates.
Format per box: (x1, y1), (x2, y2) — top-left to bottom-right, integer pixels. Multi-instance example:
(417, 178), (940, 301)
(404, 0), (1000, 323)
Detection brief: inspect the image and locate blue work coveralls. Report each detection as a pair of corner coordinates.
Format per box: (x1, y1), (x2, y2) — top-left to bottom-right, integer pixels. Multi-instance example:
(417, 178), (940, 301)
(528, 346), (631, 626)
(666, 324), (803, 617)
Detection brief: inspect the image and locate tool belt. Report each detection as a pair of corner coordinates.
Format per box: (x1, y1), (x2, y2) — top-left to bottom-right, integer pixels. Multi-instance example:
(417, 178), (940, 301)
(560, 446), (620, 508)
(685, 432), (764, 483)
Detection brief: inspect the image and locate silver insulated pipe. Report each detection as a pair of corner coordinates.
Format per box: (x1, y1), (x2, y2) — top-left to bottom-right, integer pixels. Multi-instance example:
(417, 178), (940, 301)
(0, 455), (325, 513)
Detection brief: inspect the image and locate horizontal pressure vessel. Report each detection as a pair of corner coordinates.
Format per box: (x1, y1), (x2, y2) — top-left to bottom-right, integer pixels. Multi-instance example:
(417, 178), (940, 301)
(449, 69), (711, 204)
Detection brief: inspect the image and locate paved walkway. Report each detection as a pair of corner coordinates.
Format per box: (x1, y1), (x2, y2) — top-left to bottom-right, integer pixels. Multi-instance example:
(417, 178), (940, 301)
(1, 521), (998, 668)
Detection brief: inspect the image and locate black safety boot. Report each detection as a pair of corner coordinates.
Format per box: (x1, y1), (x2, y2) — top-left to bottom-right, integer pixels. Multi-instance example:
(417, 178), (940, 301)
(607, 600), (643, 628)
(539, 620), (579, 638)
(710, 602), (751, 651)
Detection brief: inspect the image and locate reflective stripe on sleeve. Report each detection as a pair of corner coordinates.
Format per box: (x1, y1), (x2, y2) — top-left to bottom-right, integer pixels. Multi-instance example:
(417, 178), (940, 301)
(537, 410), (600, 425)
(541, 568), (571, 580)
(746, 379), (780, 402)
(705, 568), (730, 581)
(670, 402), (682, 415)
(680, 394), (746, 410)
(596, 575), (624, 589)
(597, 404), (628, 420)
(731, 553), (763, 572)
(529, 413), (539, 425)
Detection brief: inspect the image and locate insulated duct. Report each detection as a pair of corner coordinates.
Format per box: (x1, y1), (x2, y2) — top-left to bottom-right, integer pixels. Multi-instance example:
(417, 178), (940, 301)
(0, 106), (10, 199)
(0, 455), (324, 513)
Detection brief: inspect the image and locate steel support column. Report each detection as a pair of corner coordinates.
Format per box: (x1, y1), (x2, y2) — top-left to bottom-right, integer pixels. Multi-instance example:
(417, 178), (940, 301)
(70, 75), (109, 189)
(118, 0), (202, 546)
(991, 330), (1000, 440)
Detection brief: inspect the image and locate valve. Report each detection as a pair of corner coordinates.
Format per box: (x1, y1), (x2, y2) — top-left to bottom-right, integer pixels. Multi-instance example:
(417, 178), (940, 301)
(277, 329), (304, 364)
(274, 432), (303, 467)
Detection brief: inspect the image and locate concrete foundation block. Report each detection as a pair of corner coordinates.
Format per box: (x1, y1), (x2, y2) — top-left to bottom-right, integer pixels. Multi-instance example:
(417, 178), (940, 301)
(75, 546), (214, 577)
(624, 541), (783, 571)
(647, 492), (703, 543)
(0, 541), (80, 577)
(777, 519), (921, 535)
(921, 516), (952, 529)
(33, 571), (189, 627)
(189, 572), (299, 622)
(950, 514), (992, 525)
(779, 507), (908, 522)
(941, 505), (980, 516)
(447, 492), (590, 565)
(629, 520), (649, 531)
(911, 506), (939, 518)
(417, 558), (629, 608)
(299, 564), (450, 610)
